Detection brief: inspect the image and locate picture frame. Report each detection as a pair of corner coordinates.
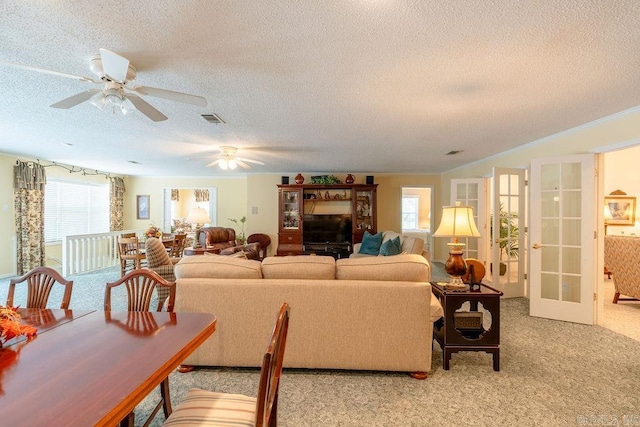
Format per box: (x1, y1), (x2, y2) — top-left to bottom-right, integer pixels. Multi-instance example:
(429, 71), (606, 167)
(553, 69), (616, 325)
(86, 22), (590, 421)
(137, 195), (150, 220)
(604, 195), (636, 226)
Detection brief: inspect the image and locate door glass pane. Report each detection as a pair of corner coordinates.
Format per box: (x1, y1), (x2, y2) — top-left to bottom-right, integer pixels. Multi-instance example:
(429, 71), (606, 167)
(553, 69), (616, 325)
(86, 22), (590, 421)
(541, 192), (560, 217)
(562, 219), (581, 246)
(541, 273), (559, 300)
(562, 163), (582, 190)
(562, 275), (581, 303)
(562, 191), (581, 217)
(541, 164), (560, 190)
(541, 219), (559, 245)
(562, 247), (581, 274)
(457, 183), (467, 198)
(541, 246), (559, 271)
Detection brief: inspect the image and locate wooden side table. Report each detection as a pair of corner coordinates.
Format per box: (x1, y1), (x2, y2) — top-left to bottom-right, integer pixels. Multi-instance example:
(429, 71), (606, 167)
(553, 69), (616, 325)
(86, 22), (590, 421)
(431, 281), (503, 371)
(183, 247), (220, 256)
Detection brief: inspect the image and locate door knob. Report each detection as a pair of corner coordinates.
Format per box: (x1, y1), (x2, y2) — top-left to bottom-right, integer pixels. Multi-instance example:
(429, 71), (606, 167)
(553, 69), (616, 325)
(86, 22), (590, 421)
(532, 243), (546, 249)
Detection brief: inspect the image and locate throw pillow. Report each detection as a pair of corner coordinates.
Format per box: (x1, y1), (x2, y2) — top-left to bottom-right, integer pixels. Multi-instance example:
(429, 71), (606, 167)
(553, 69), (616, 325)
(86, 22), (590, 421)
(379, 236), (402, 256)
(358, 231), (383, 255)
(229, 250), (248, 259)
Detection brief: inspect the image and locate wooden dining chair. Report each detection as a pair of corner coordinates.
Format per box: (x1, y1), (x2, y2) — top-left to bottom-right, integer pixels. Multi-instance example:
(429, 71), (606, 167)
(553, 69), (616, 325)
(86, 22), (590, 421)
(7, 266), (74, 309)
(105, 269), (176, 425)
(169, 233), (187, 258)
(163, 302), (290, 427)
(117, 236), (146, 277)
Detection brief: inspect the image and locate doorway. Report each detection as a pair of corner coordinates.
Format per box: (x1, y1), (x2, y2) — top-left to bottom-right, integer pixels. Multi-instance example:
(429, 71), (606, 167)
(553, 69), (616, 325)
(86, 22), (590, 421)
(401, 186), (433, 259)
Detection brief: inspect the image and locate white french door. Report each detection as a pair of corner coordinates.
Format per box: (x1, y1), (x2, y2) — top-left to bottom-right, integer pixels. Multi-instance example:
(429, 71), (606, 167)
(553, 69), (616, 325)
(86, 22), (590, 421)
(451, 178), (486, 262)
(490, 168), (526, 297)
(529, 154), (597, 324)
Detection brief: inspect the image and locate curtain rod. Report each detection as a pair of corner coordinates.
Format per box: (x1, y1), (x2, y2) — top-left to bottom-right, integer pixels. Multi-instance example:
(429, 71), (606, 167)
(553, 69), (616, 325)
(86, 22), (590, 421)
(16, 159), (114, 179)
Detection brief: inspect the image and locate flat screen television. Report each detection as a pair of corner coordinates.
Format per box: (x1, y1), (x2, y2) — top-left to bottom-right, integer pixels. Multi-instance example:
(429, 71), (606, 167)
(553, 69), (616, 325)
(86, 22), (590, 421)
(303, 214), (352, 245)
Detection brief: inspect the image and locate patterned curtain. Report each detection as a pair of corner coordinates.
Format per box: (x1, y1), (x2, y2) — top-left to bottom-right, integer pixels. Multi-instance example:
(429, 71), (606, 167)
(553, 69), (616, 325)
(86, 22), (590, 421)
(110, 177), (126, 231)
(171, 189), (180, 201)
(194, 189), (209, 202)
(14, 161), (47, 275)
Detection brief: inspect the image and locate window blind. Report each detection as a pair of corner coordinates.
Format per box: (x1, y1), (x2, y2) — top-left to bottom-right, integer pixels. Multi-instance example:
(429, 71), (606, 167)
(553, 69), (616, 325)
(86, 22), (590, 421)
(44, 180), (110, 243)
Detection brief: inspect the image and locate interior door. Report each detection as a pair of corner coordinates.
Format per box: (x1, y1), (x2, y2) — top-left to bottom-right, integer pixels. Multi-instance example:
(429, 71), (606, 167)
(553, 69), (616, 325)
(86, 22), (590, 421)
(490, 168), (526, 297)
(451, 179), (486, 262)
(529, 154), (596, 324)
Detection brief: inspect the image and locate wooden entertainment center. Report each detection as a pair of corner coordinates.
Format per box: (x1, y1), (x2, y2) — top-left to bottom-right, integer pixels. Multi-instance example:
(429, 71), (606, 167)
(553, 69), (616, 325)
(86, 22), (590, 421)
(277, 184), (378, 257)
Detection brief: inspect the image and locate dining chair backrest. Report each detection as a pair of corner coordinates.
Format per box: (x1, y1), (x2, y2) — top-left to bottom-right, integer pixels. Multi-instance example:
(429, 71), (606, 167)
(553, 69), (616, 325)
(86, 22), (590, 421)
(117, 236), (146, 277)
(169, 234), (187, 258)
(255, 302), (290, 426)
(7, 266), (74, 309)
(121, 232), (136, 238)
(104, 269), (176, 312)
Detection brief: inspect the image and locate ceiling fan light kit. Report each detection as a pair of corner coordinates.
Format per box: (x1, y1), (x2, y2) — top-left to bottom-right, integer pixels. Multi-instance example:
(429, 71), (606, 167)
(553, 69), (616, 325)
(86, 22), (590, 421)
(2, 48), (207, 122)
(206, 146), (265, 170)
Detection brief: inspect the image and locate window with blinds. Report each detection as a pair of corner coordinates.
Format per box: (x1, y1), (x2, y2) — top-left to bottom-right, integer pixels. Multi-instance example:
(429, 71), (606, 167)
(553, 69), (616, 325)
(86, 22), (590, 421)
(44, 179), (110, 243)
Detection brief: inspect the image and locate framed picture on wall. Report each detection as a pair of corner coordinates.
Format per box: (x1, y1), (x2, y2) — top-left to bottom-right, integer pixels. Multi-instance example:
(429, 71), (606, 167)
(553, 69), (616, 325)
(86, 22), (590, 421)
(604, 195), (636, 226)
(137, 195), (150, 220)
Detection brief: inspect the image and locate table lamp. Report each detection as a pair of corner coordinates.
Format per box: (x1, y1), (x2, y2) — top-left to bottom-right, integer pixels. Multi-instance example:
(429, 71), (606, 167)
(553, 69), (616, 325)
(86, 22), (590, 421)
(434, 202), (481, 288)
(186, 207), (210, 249)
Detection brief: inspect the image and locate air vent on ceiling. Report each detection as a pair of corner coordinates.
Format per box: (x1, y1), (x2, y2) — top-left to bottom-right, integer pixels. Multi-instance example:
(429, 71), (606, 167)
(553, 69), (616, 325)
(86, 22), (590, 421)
(201, 113), (225, 124)
(446, 150), (463, 155)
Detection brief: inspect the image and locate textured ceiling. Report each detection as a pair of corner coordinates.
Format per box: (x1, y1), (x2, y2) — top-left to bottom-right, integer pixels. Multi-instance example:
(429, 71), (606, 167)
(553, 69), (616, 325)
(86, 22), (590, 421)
(2, 1), (640, 177)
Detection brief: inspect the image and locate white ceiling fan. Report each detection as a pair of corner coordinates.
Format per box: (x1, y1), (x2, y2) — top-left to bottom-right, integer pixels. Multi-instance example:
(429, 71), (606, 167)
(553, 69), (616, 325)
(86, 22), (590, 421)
(1, 48), (207, 121)
(207, 146), (265, 170)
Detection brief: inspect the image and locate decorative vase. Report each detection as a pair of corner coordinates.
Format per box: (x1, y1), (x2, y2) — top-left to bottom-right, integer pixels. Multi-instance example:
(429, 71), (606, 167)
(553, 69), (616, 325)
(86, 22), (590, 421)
(295, 173), (304, 184)
(345, 174), (355, 184)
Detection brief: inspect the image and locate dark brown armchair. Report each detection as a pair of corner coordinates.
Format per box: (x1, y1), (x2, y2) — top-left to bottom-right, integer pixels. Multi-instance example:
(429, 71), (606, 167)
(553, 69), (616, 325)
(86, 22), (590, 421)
(247, 233), (271, 260)
(198, 227), (237, 251)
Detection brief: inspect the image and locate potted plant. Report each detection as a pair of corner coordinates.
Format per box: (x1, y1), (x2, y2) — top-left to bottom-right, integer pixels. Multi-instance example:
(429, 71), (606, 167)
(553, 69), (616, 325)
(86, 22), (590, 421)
(490, 203), (519, 275)
(228, 216), (247, 245)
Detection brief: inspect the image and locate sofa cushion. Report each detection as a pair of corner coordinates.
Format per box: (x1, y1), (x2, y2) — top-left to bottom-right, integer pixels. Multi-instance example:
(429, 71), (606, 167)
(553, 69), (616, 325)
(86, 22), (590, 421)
(262, 255), (336, 279)
(379, 236), (402, 256)
(358, 231), (383, 255)
(175, 255), (263, 279)
(336, 254), (431, 282)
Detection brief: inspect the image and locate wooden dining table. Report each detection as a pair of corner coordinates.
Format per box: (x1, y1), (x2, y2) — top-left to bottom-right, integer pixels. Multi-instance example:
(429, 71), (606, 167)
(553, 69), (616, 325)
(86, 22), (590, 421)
(0, 308), (216, 426)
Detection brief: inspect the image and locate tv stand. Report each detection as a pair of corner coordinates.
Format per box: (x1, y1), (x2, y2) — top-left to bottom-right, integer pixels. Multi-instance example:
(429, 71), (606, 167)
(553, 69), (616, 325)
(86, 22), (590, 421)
(303, 242), (351, 259)
(276, 182), (378, 256)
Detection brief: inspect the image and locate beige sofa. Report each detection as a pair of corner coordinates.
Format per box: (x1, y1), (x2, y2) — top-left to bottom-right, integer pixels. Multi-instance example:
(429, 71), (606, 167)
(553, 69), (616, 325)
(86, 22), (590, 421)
(174, 254), (443, 377)
(351, 230), (428, 259)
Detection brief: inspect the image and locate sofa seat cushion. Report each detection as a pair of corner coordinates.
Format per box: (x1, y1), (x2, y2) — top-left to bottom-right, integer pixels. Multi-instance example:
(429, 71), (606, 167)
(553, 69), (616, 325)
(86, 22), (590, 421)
(262, 255), (336, 279)
(336, 254), (430, 282)
(163, 388), (256, 426)
(175, 255), (263, 279)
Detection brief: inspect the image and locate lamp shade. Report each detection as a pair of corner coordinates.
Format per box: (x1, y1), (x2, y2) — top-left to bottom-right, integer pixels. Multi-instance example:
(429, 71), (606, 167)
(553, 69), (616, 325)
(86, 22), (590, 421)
(434, 204), (480, 238)
(186, 207), (210, 225)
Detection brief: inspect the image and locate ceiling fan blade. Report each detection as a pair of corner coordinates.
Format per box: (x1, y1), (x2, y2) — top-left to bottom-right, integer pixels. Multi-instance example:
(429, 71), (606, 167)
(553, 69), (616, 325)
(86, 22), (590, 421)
(0, 61), (98, 83)
(99, 48), (130, 83)
(130, 85), (207, 107)
(126, 95), (168, 122)
(237, 156), (265, 165)
(206, 159), (222, 167)
(50, 90), (101, 109)
(235, 159), (251, 169)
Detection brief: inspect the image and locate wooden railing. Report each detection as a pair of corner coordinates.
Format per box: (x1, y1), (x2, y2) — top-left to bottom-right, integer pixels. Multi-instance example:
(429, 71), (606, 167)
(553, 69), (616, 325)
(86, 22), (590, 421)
(62, 230), (143, 276)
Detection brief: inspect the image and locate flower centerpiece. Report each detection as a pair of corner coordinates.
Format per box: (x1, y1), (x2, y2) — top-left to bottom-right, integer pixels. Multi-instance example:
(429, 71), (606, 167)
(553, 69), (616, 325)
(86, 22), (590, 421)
(228, 216), (247, 245)
(1, 306), (37, 347)
(145, 224), (162, 239)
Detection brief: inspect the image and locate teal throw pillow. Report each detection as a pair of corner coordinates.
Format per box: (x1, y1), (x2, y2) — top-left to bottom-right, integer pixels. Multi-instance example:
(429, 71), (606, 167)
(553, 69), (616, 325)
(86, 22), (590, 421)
(358, 231), (383, 255)
(379, 236), (402, 256)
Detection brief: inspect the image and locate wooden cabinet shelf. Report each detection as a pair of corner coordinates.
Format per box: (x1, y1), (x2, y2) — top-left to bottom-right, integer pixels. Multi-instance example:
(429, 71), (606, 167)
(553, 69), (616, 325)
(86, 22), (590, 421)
(277, 183), (377, 257)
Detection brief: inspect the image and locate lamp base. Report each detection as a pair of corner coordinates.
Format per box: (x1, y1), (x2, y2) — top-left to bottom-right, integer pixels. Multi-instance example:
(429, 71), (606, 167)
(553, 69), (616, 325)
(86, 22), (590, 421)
(444, 245), (468, 289)
(193, 226), (203, 249)
(445, 275), (467, 289)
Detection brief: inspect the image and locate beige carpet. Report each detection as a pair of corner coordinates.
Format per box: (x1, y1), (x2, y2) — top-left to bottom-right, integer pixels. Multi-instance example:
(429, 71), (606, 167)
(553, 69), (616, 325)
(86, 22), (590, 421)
(602, 276), (640, 341)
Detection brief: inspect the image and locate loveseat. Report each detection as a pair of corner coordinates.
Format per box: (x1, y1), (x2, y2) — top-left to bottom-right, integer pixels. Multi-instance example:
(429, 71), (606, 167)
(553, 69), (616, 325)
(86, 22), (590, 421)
(174, 254), (443, 377)
(351, 230), (428, 259)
